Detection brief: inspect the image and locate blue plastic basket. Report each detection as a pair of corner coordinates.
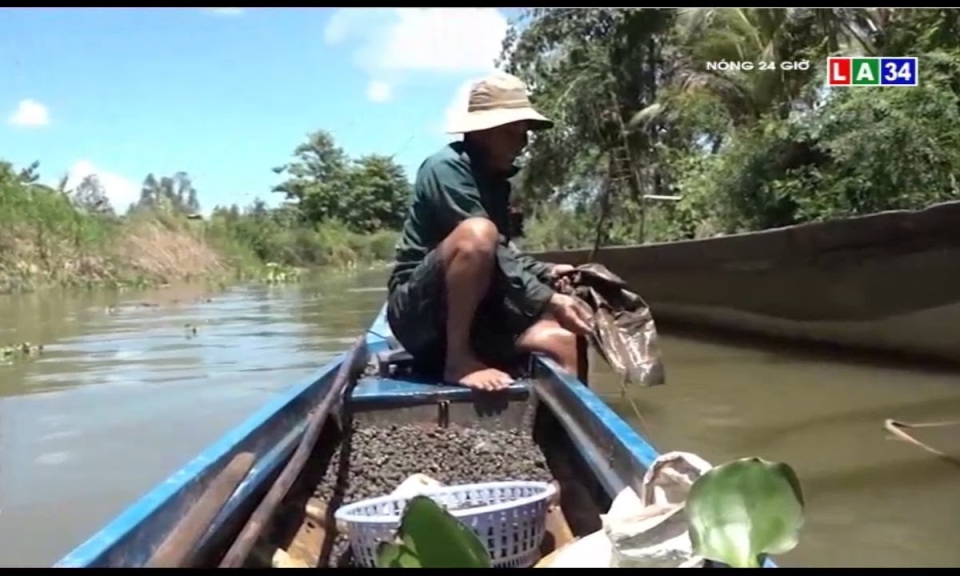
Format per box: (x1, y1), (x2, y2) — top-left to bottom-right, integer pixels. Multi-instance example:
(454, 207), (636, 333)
(334, 480), (557, 568)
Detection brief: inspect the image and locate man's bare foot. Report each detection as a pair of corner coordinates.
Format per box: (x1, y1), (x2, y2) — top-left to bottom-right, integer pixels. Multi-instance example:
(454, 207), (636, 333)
(444, 357), (513, 391)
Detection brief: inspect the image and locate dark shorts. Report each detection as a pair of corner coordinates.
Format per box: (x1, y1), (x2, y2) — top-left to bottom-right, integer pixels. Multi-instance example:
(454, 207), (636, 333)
(386, 249), (540, 376)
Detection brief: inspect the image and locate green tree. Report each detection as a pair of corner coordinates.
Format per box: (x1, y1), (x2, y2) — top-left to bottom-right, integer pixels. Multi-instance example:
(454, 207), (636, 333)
(138, 171), (200, 215)
(499, 8), (960, 247)
(272, 130), (410, 233)
(344, 154), (411, 233)
(272, 130), (350, 223)
(70, 174), (114, 216)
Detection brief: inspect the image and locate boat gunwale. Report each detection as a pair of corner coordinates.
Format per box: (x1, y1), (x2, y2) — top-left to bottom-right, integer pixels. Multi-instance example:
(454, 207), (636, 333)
(532, 199), (960, 267)
(52, 308), (493, 568)
(530, 357), (660, 498)
(52, 344), (380, 568)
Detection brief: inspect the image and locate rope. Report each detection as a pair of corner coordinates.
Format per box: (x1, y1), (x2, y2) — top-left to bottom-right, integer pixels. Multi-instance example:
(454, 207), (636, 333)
(621, 372), (651, 437)
(883, 418), (960, 466)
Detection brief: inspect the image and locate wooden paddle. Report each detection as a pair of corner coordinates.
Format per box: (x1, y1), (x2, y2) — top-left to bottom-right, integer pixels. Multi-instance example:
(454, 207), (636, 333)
(146, 451), (256, 568)
(218, 335), (369, 568)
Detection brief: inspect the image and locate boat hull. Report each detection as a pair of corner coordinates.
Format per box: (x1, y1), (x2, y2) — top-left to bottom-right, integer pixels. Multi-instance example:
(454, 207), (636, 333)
(533, 200), (960, 366)
(55, 303), (721, 568)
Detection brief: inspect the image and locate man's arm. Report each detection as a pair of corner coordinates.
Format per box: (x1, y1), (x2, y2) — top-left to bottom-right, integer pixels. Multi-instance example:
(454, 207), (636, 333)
(508, 241), (554, 283)
(424, 160), (555, 318)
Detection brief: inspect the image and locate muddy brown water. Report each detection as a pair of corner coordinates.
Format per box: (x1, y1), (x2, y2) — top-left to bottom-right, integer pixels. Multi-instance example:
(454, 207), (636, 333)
(1, 267), (958, 567)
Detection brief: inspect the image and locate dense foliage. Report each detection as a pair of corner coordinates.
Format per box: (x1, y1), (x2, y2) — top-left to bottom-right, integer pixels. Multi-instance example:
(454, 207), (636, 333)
(497, 8), (960, 249)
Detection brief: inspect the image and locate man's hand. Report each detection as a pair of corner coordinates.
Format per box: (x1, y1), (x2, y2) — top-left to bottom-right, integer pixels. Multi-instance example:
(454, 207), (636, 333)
(547, 264), (576, 291)
(547, 293), (594, 336)
(547, 264), (576, 279)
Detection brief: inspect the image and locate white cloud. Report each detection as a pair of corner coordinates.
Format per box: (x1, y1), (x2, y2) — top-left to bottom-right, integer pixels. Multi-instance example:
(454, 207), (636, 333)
(378, 9), (508, 72)
(367, 80), (393, 103)
(324, 8), (508, 99)
(8, 98), (50, 127)
(323, 9), (375, 46)
(64, 160), (139, 213)
(203, 7), (244, 16)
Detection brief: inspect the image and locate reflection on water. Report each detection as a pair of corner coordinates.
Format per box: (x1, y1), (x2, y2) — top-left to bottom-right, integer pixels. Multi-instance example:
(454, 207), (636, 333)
(1, 266), (959, 567)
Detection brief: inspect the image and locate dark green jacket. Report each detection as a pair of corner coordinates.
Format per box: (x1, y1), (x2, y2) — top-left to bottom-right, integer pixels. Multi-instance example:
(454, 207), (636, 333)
(388, 141), (555, 319)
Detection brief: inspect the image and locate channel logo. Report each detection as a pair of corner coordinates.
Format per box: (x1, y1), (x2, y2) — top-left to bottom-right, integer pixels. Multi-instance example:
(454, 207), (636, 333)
(827, 57), (918, 87)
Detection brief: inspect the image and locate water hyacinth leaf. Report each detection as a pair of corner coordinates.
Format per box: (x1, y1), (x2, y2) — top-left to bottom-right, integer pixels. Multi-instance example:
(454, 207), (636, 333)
(685, 457), (805, 568)
(376, 522), (425, 567)
(375, 540), (421, 568)
(377, 495), (491, 568)
(402, 496), (491, 567)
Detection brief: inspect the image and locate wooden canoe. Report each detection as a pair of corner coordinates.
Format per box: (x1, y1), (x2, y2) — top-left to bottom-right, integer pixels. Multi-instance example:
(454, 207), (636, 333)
(534, 200), (960, 367)
(52, 303), (775, 569)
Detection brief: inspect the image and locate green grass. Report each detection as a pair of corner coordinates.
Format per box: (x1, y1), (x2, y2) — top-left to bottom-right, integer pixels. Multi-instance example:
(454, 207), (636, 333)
(0, 170), (400, 295)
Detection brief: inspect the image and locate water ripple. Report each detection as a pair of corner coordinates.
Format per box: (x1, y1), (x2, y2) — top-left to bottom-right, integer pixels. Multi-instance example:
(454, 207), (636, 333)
(0, 269), (389, 566)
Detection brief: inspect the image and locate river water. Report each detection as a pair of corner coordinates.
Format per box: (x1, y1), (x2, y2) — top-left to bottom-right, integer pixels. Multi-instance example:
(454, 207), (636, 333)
(0, 268), (958, 567)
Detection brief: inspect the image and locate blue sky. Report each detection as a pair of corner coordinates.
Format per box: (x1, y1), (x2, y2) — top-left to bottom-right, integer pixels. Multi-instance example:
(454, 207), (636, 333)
(0, 7), (520, 214)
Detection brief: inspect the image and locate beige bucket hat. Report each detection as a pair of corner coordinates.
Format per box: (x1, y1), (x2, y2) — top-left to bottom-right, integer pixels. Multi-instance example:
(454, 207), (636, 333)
(446, 72), (554, 134)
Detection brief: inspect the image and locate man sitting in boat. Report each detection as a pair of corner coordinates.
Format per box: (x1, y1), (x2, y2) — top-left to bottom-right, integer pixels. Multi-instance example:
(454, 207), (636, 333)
(386, 72), (594, 391)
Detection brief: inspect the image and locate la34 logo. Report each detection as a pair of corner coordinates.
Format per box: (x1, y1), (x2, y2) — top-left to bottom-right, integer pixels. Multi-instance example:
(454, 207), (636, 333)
(828, 57), (918, 87)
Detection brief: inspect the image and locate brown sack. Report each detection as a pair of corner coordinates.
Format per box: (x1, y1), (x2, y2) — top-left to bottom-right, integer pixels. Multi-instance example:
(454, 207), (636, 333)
(555, 263), (665, 388)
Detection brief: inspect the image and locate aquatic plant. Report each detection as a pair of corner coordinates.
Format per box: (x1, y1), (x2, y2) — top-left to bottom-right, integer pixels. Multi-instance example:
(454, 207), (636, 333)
(685, 457), (805, 568)
(1, 342), (44, 362)
(260, 262), (304, 285)
(375, 496), (491, 568)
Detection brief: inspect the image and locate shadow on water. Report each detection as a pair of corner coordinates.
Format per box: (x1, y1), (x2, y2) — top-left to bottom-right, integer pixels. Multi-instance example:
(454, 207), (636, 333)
(658, 317), (960, 377)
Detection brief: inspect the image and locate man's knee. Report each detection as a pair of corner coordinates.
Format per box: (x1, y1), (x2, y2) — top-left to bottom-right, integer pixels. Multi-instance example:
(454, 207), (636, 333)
(521, 326), (577, 373)
(546, 326), (577, 356)
(546, 328), (578, 373)
(444, 217), (499, 261)
(519, 320), (577, 358)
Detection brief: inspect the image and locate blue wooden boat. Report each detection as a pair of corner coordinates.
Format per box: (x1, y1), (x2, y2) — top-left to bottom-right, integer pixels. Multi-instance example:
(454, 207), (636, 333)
(52, 303), (773, 569)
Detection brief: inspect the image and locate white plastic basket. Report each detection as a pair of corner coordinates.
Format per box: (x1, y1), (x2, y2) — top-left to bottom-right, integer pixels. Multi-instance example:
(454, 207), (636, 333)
(334, 480), (557, 568)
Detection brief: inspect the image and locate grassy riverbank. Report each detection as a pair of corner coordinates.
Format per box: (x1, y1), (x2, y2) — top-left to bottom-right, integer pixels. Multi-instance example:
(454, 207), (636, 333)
(0, 125), (408, 295)
(0, 162), (398, 294)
